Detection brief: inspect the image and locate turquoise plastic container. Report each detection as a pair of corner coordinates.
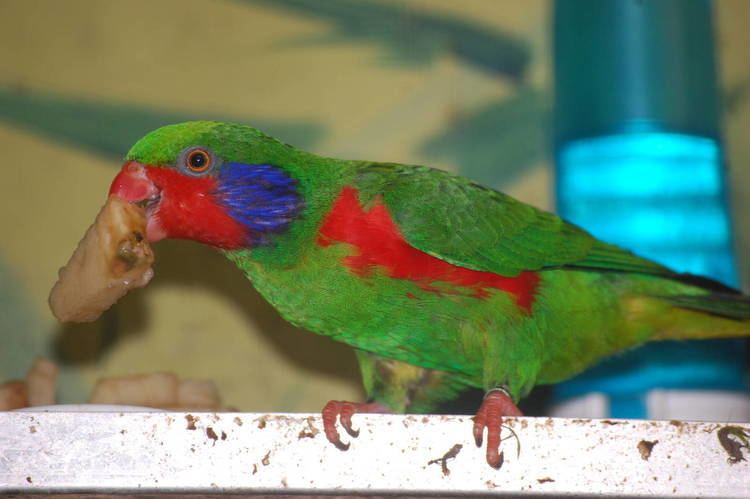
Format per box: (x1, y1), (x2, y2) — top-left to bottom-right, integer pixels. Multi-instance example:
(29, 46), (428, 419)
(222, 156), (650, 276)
(553, 0), (746, 418)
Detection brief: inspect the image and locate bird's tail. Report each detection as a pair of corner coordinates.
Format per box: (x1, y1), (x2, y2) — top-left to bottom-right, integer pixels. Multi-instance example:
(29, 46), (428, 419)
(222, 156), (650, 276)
(662, 293), (750, 321)
(636, 291), (750, 341)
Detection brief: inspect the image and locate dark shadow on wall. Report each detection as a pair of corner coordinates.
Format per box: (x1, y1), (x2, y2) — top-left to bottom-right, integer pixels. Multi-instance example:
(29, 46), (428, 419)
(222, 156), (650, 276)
(0, 86), (325, 160)
(421, 87), (551, 188)
(240, 0), (530, 79)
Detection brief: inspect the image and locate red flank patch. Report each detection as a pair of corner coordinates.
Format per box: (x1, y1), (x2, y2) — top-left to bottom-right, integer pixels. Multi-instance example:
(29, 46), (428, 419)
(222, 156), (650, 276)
(317, 187), (539, 312)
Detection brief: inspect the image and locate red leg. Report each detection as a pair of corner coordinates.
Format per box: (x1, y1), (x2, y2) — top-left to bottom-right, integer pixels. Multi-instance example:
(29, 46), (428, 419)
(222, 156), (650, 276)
(473, 389), (523, 468)
(321, 400), (390, 451)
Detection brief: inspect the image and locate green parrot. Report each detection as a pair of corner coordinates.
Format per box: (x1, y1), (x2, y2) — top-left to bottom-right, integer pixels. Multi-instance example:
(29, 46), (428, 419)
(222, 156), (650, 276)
(109, 121), (750, 468)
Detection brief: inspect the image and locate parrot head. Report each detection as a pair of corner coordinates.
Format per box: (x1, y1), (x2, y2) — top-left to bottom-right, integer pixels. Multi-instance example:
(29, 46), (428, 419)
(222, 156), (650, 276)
(109, 121), (305, 250)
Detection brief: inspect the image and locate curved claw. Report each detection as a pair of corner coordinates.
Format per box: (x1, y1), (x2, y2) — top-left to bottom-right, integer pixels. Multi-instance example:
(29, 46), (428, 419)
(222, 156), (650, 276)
(321, 400), (389, 452)
(322, 400), (352, 451)
(473, 389), (523, 469)
(339, 404), (360, 438)
(473, 414), (486, 447)
(331, 437), (351, 451)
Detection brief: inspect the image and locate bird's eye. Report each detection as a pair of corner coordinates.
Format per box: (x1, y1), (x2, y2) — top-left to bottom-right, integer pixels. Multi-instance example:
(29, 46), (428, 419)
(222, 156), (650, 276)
(178, 146), (221, 176)
(186, 149), (211, 173)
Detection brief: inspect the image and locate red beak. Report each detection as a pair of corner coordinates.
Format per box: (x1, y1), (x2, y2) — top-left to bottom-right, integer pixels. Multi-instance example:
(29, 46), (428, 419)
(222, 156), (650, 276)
(109, 161), (160, 202)
(109, 161), (166, 242)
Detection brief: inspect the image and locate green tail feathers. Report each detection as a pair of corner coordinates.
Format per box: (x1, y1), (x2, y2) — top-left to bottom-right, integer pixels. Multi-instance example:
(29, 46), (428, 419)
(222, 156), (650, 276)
(636, 289), (750, 343)
(663, 292), (750, 321)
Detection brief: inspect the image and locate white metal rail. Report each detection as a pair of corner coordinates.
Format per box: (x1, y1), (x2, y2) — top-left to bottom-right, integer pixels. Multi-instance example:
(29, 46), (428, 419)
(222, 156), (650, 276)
(0, 411), (748, 497)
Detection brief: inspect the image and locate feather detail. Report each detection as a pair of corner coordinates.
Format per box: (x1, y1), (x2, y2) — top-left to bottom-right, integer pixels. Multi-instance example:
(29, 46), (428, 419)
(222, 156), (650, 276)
(318, 186), (539, 312)
(214, 163), (304, 246)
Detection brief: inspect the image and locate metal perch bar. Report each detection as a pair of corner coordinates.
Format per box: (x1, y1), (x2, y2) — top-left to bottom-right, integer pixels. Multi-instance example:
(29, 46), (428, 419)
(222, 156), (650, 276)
(0, 412), (748, 498)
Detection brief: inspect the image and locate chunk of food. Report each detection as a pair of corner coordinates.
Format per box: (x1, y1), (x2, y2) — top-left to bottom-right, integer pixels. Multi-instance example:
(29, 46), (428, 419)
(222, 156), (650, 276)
(25, 358), (58, 407)
(0, 358), (59, 410)
(49, 196), (154, 323)
(90, 372), (223, 411)
(0, 381), (29, 410)
(90, 372), (179, 408)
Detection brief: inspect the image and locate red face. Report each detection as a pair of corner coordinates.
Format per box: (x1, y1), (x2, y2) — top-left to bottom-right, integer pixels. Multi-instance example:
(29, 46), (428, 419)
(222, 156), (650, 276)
(109, 160), (249, 250)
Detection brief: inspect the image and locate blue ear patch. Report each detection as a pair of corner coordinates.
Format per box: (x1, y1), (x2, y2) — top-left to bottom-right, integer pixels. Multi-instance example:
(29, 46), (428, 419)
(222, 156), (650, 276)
(214, 163), (303, 246)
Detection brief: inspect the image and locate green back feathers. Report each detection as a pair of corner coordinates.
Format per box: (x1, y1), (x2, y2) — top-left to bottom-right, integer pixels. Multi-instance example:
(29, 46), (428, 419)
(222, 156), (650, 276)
(354, 162), (670, 278)
(353, 162), (747, 322)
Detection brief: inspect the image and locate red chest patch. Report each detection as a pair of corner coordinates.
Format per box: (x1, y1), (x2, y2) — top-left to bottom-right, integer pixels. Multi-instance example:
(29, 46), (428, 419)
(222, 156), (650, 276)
(317, 187), (539, 312)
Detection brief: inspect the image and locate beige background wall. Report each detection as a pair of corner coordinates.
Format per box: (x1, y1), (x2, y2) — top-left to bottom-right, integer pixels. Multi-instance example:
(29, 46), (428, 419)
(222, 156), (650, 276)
(1, 0), (748, 410)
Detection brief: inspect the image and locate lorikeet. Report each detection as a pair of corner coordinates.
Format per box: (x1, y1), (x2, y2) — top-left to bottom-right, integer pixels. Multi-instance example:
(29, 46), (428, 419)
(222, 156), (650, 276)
(109, 121), (750, 468)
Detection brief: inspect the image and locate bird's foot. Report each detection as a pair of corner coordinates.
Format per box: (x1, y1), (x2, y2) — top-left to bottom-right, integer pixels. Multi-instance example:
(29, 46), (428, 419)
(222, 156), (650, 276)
(321, 400), (390, 451)
(473, 388), (523, 469)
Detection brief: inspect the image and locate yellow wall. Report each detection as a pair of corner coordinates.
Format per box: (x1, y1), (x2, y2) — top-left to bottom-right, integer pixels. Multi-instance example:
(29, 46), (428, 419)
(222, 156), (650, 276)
(1, 0), (748, 410)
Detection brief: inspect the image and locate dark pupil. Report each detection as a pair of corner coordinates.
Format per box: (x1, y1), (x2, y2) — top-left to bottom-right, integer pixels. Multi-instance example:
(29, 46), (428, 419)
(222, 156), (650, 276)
(189, 152), (207, 169)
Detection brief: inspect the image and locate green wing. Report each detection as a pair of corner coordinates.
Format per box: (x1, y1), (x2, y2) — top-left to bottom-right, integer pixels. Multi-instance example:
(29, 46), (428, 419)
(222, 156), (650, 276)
(354, 162), (671, 278)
